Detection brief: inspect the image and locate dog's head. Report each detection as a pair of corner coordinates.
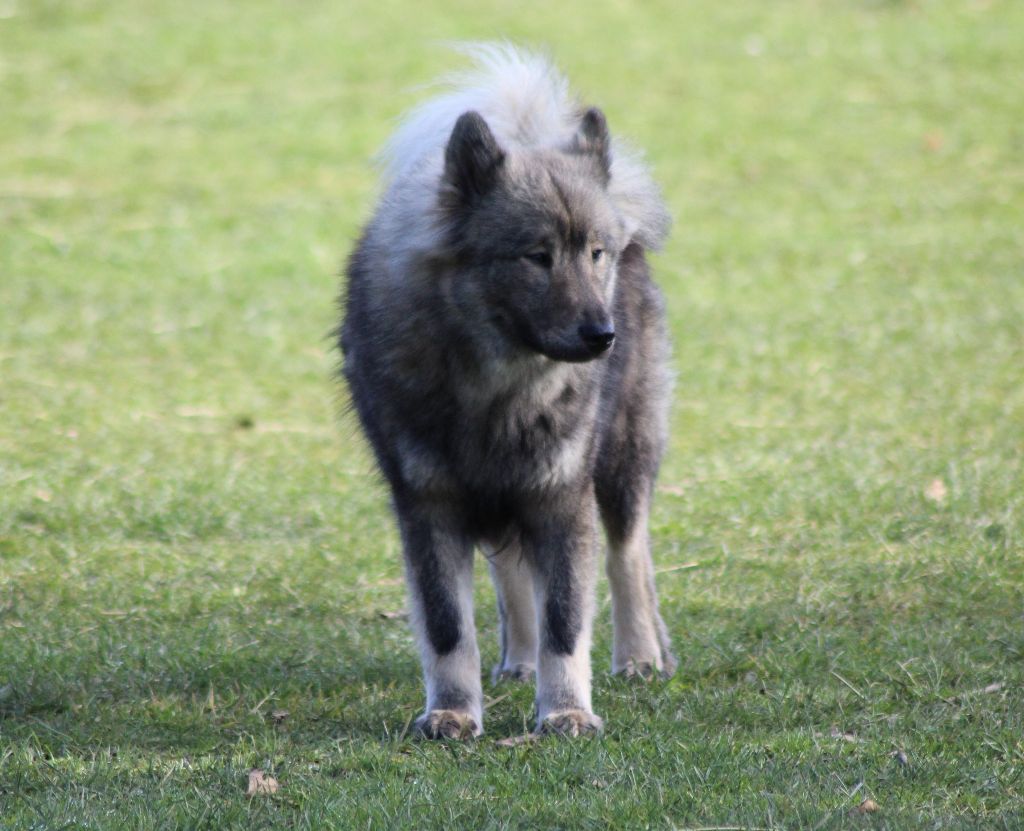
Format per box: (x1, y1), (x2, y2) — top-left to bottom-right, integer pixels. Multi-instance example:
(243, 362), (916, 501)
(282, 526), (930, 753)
(437, 108), (626, 364)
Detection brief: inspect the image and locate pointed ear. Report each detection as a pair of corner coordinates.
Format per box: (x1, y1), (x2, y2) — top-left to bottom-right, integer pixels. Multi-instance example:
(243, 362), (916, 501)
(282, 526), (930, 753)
(569, 107), (611, 184)
(443, 111), (505, 203)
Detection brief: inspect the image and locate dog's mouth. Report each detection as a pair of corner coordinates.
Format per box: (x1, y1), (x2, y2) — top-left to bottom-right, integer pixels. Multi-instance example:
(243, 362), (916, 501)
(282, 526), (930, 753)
(534, 336), (613, 363)
(496, 314), (614, 364)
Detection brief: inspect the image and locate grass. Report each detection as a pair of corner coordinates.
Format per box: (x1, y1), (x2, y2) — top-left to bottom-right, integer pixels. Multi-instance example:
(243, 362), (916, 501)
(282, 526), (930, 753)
(2, 0), (1023, 827)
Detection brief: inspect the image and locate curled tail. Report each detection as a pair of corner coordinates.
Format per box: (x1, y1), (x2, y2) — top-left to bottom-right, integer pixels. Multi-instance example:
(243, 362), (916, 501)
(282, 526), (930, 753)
(378, 43), (670, 252)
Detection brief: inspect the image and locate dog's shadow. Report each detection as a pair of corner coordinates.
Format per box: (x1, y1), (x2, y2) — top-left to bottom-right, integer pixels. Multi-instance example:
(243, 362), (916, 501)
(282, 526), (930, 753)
(0, 604), (542, 755)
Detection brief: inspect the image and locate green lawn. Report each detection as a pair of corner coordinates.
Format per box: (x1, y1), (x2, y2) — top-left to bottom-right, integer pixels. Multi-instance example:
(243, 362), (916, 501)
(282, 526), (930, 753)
(2, 1), (1023, 828)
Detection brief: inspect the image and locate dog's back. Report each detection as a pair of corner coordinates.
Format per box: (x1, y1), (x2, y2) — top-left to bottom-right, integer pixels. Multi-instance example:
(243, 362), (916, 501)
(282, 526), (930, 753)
(341, 45), (675, 738)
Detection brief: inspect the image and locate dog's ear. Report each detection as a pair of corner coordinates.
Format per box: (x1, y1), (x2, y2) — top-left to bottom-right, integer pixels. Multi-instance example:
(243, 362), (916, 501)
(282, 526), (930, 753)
(443, 111), (505, 203)
(569, 107), (611, 184)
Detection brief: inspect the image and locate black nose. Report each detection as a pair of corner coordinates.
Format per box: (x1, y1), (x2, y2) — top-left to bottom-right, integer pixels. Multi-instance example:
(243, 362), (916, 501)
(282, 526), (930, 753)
(578, 322), (615, 355)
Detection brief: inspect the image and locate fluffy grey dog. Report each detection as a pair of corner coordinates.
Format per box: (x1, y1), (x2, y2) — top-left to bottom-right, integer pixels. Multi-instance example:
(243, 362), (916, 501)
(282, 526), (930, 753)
(340, 45), (675, 738)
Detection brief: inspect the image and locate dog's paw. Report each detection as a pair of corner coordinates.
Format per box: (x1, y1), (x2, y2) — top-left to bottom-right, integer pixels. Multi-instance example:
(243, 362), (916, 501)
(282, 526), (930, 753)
(414, 709), (480, 740)
(615, 658), (658, 680)
(660, 648), (679, 678)
(491, 663), (535, 684)
(538, 709), (603, 738)
(614, 652), (677, 681)
(612, 607), (679, 680)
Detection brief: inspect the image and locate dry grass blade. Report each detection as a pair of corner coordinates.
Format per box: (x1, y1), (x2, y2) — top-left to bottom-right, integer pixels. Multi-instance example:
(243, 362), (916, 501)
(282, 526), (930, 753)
(495, 733), (540, 748)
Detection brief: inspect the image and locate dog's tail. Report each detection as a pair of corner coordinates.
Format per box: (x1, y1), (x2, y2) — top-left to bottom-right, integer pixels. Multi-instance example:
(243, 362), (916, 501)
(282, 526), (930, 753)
(380, 43), (670, 251)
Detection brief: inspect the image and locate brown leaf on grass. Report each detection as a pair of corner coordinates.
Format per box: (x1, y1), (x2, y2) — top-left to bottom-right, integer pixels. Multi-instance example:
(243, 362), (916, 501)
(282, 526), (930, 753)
(829, 726), (862, 743)
(378, 610), (408, 621)
(854, 798), (880, 814)
(246, 769), (279, 796)
(891, 748), (909, 767)
(495, 733), (539, 748)
(271, 709), (289, 725)
(924, 478), (947, 503)
(923, 131), (944, 152)
(983, 682), (1004, 694)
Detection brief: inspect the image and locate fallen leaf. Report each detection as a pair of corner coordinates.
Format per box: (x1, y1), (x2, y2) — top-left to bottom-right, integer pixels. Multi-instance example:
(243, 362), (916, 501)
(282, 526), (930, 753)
(923, 131), (944, 152)
(830, 726), (861, 743)
(495, 733), (539, 748)
(924, 479), (947, 503)
(891, 748), (909, 767)
(855, 798), (880, 814)
(984, 682), (1004, 694)
(271, 709), (289, 725)
(246, 769), (279, 796)
(378, 610), (408, 621)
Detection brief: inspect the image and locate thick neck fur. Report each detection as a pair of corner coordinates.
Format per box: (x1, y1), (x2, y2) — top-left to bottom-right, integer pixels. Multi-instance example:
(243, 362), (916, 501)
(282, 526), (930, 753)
(394, 255), (598, 416)
(357, 256), (602, 502)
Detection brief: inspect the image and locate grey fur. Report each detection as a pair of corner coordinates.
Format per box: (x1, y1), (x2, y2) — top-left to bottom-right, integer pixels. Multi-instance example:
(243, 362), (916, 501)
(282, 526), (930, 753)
(340, 46), (675, 737)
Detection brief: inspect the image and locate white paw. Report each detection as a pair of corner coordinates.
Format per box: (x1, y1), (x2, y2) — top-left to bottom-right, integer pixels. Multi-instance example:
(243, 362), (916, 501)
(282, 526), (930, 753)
(613, 629), (678, 680)
(414, 709), (481, 740)
(538, 709), (604, 737)
(491, 662), (536, 684)
(613, 651), (677, 680)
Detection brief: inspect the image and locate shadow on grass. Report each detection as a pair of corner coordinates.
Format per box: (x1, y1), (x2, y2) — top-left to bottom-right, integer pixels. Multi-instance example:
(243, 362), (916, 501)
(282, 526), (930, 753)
(3, 546), (1021, 760)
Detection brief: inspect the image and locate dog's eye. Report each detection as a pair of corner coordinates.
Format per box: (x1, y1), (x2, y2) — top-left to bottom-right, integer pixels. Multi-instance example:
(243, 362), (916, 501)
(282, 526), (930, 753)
(591, 248), (604, 263)
(524, 251), (553, 269)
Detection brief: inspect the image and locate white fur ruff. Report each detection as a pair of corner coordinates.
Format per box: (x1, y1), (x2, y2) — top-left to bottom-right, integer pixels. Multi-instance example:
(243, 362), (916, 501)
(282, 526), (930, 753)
(372, 43), (669, 270)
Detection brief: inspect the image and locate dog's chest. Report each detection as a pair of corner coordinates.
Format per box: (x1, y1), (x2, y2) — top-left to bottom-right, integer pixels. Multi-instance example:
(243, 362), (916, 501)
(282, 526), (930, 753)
(398, 367), (599, 496)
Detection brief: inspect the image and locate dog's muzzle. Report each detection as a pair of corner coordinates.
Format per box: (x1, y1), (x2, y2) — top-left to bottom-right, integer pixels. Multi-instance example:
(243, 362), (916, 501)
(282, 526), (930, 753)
(578, 322), (615, 356)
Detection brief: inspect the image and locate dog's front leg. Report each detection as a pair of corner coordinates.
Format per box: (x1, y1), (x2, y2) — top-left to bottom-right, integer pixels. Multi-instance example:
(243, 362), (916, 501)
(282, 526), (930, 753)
(396, 504), (482, 739)
(524, 495), (603, 736)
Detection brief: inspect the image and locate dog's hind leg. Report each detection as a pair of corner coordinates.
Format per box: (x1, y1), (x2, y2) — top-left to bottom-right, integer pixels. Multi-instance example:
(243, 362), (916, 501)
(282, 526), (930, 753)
(593, 243), (676, 679)
(397, 505), (483, 739)
(597, 479), (677, 680)
(486, 538), (538, 683)
(606, 495), (677, 679)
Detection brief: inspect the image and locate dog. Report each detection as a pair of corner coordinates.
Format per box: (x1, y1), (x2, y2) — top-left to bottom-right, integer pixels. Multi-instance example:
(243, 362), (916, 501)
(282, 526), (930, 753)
(340, 44), (675, 738)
